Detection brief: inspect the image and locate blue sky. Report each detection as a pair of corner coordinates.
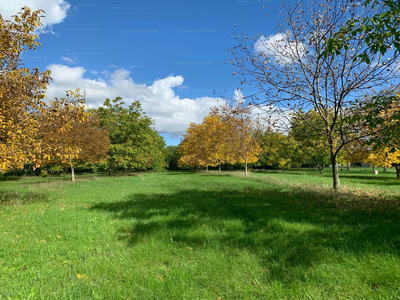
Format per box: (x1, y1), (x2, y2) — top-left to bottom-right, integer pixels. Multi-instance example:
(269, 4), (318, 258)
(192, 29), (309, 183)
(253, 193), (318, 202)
(0, 0), (280, 145)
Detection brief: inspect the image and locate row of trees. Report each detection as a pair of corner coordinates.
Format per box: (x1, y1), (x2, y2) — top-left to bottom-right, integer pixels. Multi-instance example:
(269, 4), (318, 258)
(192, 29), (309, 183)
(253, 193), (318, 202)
(177, 100), (400, 179)
(0, 8), (166, 180)
(3, 2), (400, 188)
(177, 103), (262, 176)
(3, 91), (166, 180)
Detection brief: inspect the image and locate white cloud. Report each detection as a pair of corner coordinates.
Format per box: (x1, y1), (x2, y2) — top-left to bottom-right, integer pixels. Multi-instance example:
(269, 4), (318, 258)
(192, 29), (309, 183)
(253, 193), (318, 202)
(61, 56), (74, 64)
(249, 104), (291, 133)
(233, 89), (245, 103)
(254, 32), (307, 64)
(0, 0), (71, 33)
(45, 64), (223, 138)
(91, 70), (98, 75)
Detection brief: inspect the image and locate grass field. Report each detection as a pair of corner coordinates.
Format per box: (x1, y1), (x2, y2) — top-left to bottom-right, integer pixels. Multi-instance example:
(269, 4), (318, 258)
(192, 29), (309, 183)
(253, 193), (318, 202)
(1, 168), (400, 299)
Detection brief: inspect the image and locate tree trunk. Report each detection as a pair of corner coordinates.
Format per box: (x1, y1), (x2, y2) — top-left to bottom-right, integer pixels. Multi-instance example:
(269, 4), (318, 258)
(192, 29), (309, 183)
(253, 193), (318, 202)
(383, 166), (387, 172)
(347, 162), (350, 171)
(396, 165), (400, 179)
(372, 165), (376, 173)
(245, 161), (248, 177)
(70, 162), (75, 182)
(318, 164), (323, 174)
(218, 163), (221, 172)
(206, 165), (209, 172)
(330, 151), (340, 190)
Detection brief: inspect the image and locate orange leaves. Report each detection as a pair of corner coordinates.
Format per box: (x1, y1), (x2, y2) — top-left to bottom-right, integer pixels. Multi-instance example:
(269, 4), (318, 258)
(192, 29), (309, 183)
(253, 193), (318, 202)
(35, 94), (110, 176)
(178, 116), (233, 168)
(178, 103), (263, 176)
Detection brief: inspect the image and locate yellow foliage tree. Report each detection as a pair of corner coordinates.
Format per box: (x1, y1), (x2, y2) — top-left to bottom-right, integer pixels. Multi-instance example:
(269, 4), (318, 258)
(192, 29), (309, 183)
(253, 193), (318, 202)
(37, 90), (109, 181)
(215, 104), (262, 177)
(178, 114), (236, 171)
(352, 92), (400, 177)
(0, 7), (51, 171)
(354, 145), (400, 178)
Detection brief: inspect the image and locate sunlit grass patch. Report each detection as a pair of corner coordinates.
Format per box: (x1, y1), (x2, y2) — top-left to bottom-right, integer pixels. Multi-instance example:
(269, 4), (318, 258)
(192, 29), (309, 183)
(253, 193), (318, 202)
(0, 171), (399, 299)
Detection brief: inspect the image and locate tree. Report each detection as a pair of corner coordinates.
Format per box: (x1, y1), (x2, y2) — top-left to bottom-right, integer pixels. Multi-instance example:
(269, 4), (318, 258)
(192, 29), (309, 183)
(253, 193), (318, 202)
(258, 130), (300, 172)
(178, 114), (236, 171)
(36, 90), (86, 165)
(214, 103), (263, 177)
(67, 116), (109, 179)
(178, 123), (207, 169)
(373, 148), (400, 179)
(355, 91), (400, 151)
(0, 7), (51, 171)
(37, 90), (109, 181)
(96, 97), (166, 175)
(178, 104), (262, 176)
(351, 90), (400, 178)
(165, 146), (179, 170)
(291, 110), (332, 173)
(229, 0), (400, 189)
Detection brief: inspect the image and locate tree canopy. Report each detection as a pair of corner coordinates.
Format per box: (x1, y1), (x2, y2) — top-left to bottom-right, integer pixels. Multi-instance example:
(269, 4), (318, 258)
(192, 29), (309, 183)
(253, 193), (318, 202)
(323, 0), (400, 61)
(0, 7), (51, 171)
(96, 97), (166, 174)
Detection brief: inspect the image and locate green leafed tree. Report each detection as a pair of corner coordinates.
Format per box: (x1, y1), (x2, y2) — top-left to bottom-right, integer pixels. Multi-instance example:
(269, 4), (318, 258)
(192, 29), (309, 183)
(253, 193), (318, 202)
(258, 130), (300, 172)
(323, 0), (400, 61)
(290, 110), (331, 173)
(165, 145), (180, 170)
(96, 97), (166, 175)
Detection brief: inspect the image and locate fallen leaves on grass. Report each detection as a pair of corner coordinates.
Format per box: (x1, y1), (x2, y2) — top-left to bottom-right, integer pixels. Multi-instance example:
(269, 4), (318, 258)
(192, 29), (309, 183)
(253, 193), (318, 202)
(77, 273), (89, 280)
(157, 275), (167, 281)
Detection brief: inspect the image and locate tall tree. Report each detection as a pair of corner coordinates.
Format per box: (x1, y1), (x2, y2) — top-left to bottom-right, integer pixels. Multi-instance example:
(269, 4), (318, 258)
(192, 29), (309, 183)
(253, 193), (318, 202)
(96, 97), (166, 174)
(230, 0), (400, 189)
(0, 7), (51, 171)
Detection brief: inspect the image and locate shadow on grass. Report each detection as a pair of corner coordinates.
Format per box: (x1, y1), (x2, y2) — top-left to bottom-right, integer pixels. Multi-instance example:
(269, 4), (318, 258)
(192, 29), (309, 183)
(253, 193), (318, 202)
(0, 189), (49, 205)
(91, 180), (400, 283)
(259, 169), (400, 187)
(337, 174), (400, 186)
(0, 176), (21, 182)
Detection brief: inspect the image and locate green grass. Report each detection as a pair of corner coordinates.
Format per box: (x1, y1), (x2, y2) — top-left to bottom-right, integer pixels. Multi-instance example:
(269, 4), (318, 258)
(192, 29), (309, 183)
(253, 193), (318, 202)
(1, 169), (400, 299)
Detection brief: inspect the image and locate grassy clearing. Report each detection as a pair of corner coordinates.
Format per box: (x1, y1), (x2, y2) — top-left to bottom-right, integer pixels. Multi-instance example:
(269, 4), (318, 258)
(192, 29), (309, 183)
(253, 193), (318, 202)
(0, 170), (400, 299)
